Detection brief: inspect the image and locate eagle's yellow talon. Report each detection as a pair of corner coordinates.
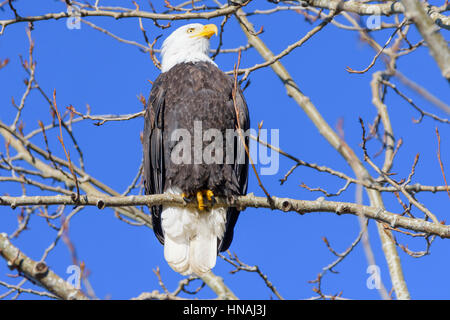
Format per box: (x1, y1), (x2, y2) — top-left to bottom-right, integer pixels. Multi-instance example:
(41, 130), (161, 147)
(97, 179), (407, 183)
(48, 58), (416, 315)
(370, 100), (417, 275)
(204, 190), (214, 201)
(196, 191), (205, 211)
(181, 192), (192, 203)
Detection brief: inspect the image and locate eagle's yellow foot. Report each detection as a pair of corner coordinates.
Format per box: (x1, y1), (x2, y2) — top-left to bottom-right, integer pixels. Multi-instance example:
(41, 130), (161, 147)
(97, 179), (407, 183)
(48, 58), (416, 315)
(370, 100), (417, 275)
(204, 190), (214, 201)
(195, 190), (215, 210)
(196, 191), (206, 211)
(182, 192), (192, 203)
(204, 190), (216, 206)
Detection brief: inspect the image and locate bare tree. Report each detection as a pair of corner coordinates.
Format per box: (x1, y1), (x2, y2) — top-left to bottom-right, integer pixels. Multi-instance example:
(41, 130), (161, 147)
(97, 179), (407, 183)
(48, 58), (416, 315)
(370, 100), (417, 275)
(0, 0), (449, 300)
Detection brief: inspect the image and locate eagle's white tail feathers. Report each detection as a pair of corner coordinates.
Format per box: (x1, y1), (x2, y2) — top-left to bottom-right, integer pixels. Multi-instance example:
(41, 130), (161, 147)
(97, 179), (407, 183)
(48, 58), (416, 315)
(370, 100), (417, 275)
(189, 217), (218, 275)
(163, 234), (190, 274)
(161, 188), (226, 276)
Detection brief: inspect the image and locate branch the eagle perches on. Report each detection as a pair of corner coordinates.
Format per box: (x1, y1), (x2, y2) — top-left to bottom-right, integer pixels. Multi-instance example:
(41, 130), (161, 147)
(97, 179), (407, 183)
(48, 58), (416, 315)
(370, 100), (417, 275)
(0, 193), (449, 239)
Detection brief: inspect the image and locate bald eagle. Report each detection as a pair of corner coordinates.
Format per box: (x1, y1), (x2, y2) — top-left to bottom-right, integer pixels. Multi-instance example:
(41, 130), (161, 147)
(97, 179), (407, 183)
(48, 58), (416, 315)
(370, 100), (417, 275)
(143, 24), (250, 275)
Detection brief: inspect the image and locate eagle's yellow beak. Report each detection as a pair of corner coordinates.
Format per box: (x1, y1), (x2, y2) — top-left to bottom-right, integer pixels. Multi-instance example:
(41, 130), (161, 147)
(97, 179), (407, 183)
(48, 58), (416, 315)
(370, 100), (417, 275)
(191, 24), (218, 39)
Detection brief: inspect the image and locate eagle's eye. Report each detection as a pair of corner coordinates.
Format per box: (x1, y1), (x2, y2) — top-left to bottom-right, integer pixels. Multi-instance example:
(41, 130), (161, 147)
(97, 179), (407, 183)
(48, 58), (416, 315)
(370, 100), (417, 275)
(186, 28), (195, 34)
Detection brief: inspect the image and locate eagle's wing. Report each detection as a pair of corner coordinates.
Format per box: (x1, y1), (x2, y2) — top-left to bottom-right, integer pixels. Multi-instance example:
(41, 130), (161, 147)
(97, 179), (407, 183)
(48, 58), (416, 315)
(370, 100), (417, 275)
(218, 83), (250, 253)
(143, 76), (166, 245)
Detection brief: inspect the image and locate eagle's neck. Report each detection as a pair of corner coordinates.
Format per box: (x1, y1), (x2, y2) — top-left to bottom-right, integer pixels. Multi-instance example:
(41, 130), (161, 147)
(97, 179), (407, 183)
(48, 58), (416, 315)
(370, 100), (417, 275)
(161, 51), (217, 73)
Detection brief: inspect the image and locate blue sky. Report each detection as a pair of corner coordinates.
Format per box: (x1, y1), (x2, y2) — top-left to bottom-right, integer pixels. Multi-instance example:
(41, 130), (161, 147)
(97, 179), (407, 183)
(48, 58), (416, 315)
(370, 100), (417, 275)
(0, 1), (449, 299)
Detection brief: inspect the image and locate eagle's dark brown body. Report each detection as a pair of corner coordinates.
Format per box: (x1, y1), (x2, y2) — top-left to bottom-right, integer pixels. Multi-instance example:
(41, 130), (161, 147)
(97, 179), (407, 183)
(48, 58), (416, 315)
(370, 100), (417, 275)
(143, 61), (249, 252)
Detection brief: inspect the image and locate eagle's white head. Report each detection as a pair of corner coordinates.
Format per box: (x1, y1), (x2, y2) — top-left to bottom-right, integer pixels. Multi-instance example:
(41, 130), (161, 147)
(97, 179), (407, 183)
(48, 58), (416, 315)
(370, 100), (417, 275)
(161, 23), (218, 73)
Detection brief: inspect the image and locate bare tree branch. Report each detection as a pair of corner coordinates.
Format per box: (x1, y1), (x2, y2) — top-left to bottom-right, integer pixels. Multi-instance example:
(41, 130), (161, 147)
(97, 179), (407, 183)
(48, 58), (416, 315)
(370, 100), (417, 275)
(0, 233), (89, 300)
(401, 0), (450, 80)
(0, 193), (448, 238)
